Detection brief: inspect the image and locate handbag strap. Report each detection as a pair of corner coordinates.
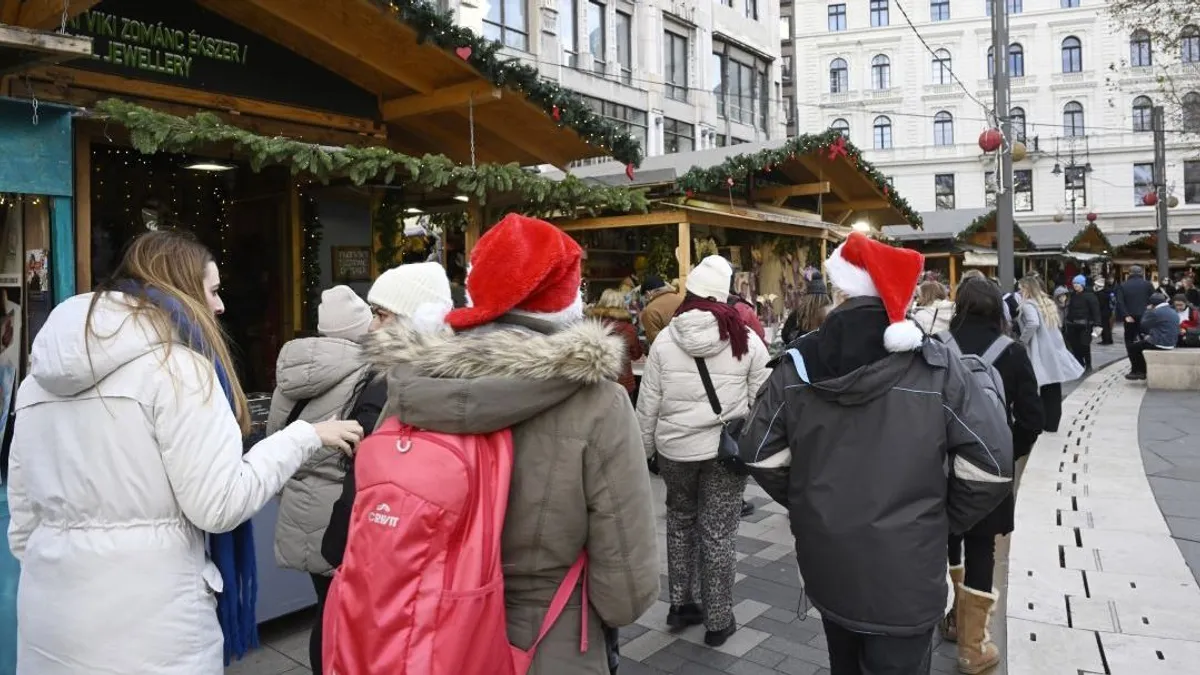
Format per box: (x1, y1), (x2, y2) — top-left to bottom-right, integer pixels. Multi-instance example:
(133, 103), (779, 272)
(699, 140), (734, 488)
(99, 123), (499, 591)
(693, 358), (723, 417)
(284, 398), (313, 426)
(527, 551), (590, 655)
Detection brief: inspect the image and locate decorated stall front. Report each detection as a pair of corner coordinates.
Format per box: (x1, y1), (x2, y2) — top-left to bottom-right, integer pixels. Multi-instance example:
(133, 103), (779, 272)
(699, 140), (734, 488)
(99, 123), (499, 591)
(1109, 232), (1197, 281)
(885, 208), (1032, 288)
(1020, 220), (1113, 285)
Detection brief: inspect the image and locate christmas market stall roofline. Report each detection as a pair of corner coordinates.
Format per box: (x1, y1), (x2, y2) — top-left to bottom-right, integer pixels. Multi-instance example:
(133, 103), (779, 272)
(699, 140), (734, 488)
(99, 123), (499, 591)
(547, 130), (922, 229)
(92, 99), (648, 217)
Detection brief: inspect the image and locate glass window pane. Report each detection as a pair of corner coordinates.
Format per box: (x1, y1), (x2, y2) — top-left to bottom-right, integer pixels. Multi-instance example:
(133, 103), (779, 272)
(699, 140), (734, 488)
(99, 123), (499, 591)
(505, 0), (525, 29)
(588, 2), (604, 61)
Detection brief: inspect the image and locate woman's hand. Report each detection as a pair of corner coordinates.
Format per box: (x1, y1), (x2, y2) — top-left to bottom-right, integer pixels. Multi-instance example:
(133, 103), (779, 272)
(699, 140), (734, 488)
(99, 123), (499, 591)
(312, 420), (364, 455)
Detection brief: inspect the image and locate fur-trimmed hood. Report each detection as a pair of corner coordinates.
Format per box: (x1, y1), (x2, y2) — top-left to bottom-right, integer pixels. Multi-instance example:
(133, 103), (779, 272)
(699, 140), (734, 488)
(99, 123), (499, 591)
(363, 314), (626, 434)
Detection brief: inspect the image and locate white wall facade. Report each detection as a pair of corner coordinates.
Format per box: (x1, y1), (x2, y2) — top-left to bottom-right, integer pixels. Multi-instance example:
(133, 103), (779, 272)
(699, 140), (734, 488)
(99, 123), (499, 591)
(446, 0), (787, 160)
(783, 0), (1200, 237)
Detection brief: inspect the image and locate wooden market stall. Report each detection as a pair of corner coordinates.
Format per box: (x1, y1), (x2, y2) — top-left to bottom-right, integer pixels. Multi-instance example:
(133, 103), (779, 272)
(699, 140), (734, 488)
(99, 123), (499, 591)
(884, 208), (1033, 288)
(548, 130), (920, 335)
(1020, 220), (1113, 285)
(1109, 232), (1197, 281)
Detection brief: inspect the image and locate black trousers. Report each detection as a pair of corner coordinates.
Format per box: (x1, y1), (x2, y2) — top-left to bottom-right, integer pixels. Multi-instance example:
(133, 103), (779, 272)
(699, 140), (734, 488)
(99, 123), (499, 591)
(1123, 317), (1143, 352)
(310, 574), (332, 675)
(1128, 339), (1164, 375)
(1040, 383), (1063, 433)
(947, 533), (996, 592)
(824, 619), (934, 675)
(1065, 323), (1092, 369)
(1100, 315), (1113, 344)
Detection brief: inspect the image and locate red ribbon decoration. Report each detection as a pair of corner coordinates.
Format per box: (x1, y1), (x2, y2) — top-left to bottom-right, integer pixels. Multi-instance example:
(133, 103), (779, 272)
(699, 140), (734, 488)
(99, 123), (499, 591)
(826, 135), (848, 161)
(625, 163), (635, 181)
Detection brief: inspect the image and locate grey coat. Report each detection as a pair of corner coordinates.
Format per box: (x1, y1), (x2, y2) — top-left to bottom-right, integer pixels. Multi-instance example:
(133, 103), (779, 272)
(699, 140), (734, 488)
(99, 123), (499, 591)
(1141, 304), (1180, 348)
(738, 333), (1013, 637)
(1016, 301), (1084, 387)
(268, 337), (369, 575)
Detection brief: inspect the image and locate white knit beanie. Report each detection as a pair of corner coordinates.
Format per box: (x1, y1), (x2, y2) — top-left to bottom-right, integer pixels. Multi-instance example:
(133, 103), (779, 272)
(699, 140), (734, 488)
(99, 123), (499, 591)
(317, 285), (371, 340)
(368, 262), (453, 320)
(686, 256), (733, 303)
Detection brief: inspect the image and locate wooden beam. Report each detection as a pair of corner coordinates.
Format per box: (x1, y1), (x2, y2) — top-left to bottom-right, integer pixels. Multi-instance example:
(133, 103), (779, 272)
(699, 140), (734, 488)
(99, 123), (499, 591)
(553, 210), (686, 232)
(683, 209), (831, 239)
(796, 155), (852, 202)
(1, 0), (21, 25)
(381, 81), (501, 121)
(288, 181), (302, 335)
(753, 181), (831, 202)
(27, 66), (384, 135)
(677, 221), (691, 286)
(828, 199), (891, 211)
(16, 0), (97, 30)
(456, 107), (573, 170)
(465, 203), (483, 256)
(74, 126), (92, 292)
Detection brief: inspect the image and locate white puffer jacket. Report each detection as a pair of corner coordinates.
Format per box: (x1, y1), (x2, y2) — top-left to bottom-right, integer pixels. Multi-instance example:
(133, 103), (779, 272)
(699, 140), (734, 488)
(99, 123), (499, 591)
(636, 309), (770, 462)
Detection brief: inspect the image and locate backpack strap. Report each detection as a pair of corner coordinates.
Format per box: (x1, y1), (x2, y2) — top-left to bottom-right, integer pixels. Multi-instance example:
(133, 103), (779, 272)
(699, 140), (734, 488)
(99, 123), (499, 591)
(284, 398), (313, 426)
(526, 551), (590, 655)
(934, 330), (963, 357)
(979, 335), (1014, 366)
(785, 348), (810, 384)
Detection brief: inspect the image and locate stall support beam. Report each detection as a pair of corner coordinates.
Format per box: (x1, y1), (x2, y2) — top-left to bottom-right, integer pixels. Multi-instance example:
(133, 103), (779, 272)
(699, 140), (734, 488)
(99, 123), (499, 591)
(288, 182), (302, 337)
(465, 204), (483, 257)
(74, 131), (91, 292)
(949, 255), (959, 295)
(677, 221), (691, 287)
(51, 196), (74, 304)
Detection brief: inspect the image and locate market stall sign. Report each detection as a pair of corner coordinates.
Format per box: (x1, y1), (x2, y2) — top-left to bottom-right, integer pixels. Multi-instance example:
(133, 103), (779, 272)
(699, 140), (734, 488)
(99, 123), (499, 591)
(64, 0), (377, 119)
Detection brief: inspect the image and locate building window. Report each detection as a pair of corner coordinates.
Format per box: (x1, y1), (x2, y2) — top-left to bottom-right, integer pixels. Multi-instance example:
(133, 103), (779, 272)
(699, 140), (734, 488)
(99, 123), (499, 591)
(831, 118), (850, 137)
(560, 0), (578, 67)
(580, 94), (648, 150)
(987, 44), (1024, 78)
(1063, 101), (1085, 136)
(935, 174), (955, 210)
(931, 49), (952, 85)
(588, 1), (605, 74)
(988, 172), (1032, 211)
(484, 0), (529, 51)
(781, 15), (793, 40)
(871, 54), (891, 90)
(1010, 107), (1026, 142)
(933, 111), (954, 146)
(1065, 165), (1087, 211)
(664, 30), (688, 101)
(1185, 160), (1200, 204)
(744, 0), (759, 20)
(1134, 163), (1155, 207)
(711, 51), (724, 116)
(663, 118), (695, 154)
(715, 134), (727, 147)
(782, 55), (793, 83)
(1183, 26), (1200, 63)
(986, 0), (1022, 15)
(783, 96), (795, 125)
(870, 0), (889, 27)
(1132, 96), (1153, 132)
(615, 10), (632, 84)
(873, 115), (893, 149)
(1130, 30), (1153, 67)
(1061, 0), (1079, 7)
(1184, 91), (1200, 132)
(731, 137), (750, 145)
(714, 40), (770, 129)
(1062, 36), (1082, 73)
(828, 3), (847, 31)
(757, 67), (768, 130)
(829, 57), (849, 93)
(930, 0), (950, 21)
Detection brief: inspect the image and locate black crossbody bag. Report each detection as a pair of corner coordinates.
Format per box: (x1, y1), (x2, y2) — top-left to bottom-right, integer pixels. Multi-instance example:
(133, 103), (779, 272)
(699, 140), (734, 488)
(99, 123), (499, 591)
(693, 358), (749, 475)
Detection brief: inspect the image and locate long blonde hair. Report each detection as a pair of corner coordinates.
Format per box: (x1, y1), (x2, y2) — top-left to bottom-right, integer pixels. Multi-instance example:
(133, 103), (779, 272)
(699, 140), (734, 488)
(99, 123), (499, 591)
(915, 280), (948, 307)
(87, 230), (250, 435)
(1018, 276), (1060, 330)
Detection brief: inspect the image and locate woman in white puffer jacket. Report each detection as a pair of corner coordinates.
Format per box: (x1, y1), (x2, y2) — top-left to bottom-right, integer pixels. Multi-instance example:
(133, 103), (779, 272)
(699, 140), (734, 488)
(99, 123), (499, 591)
(636, 256), (769, 648)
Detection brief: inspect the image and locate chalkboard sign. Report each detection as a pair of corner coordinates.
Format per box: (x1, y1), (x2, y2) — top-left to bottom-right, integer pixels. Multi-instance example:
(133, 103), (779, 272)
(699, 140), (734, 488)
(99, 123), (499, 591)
(332, 246), (371, 283)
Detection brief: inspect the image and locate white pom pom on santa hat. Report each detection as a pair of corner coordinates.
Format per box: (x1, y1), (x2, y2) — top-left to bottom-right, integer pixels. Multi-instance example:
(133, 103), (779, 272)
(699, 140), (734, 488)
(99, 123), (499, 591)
(824, 232), (926, 352)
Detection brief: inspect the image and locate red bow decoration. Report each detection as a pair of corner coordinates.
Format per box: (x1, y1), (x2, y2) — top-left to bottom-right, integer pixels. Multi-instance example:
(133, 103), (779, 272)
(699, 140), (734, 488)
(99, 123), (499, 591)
(826, 136), (848, 161)
(552, 105), (561, 121)
(625, 163), (635, 181)
(685, 189), (695, 198)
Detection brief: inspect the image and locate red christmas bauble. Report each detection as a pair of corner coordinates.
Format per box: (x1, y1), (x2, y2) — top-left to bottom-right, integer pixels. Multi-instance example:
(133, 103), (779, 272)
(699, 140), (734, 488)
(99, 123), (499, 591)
(978, 128), (1003, 153)
(1142, 191), (1159, 206)
(1086, 212), (1098, 222)
(685, 189), (695, 198)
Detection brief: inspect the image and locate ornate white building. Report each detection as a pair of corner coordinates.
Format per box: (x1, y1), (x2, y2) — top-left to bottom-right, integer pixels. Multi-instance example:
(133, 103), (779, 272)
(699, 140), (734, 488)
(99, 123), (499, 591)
(780, 0), (1200, 238)
(442, 0), (787, 160)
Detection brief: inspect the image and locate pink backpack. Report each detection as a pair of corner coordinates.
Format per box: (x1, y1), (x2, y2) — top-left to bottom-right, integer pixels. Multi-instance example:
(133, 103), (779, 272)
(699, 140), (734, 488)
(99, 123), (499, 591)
(322, 419), (589, 675)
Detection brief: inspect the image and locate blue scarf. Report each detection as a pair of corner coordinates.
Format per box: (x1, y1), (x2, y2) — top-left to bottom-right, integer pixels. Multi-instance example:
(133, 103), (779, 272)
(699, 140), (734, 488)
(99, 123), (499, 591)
(119, 282), (258, 664)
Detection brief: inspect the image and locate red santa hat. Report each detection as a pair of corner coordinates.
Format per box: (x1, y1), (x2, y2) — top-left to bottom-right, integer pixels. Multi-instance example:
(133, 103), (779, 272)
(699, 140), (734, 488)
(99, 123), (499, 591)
(446, 213), (584, 331)
(824, 232), (925, 352)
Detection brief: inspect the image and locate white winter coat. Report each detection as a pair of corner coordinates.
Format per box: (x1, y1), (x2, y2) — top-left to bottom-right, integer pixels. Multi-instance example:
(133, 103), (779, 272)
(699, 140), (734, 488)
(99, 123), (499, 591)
(911, 299), (955, 336)
(5, 293), (322, 675)
(636, 310), (770, 462)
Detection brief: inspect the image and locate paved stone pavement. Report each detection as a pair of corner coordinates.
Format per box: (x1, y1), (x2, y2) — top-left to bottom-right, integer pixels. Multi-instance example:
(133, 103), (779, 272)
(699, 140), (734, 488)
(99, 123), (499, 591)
(1139, 388), (1200, 588)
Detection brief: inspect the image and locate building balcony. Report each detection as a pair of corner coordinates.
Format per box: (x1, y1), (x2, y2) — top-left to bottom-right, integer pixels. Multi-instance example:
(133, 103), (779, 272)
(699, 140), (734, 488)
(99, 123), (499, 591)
(1050, 71), (1097, 90)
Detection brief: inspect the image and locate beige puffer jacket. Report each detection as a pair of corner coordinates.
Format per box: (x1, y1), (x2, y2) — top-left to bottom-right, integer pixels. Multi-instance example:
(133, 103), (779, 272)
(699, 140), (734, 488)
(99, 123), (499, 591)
(268, 337), (369, 575)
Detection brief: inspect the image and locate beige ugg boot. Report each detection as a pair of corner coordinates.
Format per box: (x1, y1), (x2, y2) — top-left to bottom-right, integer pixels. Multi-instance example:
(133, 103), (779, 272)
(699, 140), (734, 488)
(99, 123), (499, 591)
(957, 585), (1000, 674)
(939, 565), (965, 642)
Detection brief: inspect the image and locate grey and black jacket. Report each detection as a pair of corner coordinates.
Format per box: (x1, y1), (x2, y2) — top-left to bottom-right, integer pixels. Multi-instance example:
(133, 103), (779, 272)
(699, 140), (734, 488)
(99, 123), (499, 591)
(737, 297), (1013, 637)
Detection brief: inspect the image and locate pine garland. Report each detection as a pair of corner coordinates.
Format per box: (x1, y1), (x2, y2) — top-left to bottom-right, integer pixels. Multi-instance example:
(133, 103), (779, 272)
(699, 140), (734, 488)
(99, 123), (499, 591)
(674, 129), (922, 228)
(372, 0), (642, 167)
(960, 209), (1033, 249)
(94, 99), (648, 217)
(300, 190), (323, 329)
(373, 192), (407, 272)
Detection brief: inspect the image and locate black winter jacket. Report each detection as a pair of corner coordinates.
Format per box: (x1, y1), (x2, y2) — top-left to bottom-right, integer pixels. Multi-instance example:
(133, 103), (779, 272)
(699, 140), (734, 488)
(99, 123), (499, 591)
(1065, 290), (1101, 326)
(737, 298), (1013, 637)
(1116, 274), (1155, 320)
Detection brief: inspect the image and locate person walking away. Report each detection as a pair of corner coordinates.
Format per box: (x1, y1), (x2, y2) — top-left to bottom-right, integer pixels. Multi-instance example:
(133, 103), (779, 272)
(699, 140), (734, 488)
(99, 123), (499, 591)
(5, 231), (363, 675)
(1002, 283), (1023, 339)
(640, 276), (683, 347)
(1126, 292), (1180, 380)
(738, 232), (1013, 675)
(268, 285), (392, 675)
(1015, 276), (1084, 433)
(637, 255), (770, 647)
(1064, 275), (1101, 370)
(326, 214), (658, 673)
(1096, 278), (1114, 345)
(727, 290), (766, 345)
(940, 278), (1043, 673)
(910, 280), (954, 335)
(1116, 265), (1155, 363)
(781, 273), (831, 345)
(586, 288), (643, 397)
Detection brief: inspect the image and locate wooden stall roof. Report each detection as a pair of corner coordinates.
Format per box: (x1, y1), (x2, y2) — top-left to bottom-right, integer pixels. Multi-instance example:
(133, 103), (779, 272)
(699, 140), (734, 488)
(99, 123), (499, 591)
(0, 22), (91, 74)
(546, 130), (920, 228)
(1109, 232), (1197, 265)
(1021, 221), (1113, 255)
(553, 200), (841, 241)
(7, 0), (641, 169)
(884, 208), (1032, 251)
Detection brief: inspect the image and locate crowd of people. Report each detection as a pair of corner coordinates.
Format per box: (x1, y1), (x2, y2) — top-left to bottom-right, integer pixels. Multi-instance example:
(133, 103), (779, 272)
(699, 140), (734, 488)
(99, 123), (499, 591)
(0, 216), (1186, 675)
